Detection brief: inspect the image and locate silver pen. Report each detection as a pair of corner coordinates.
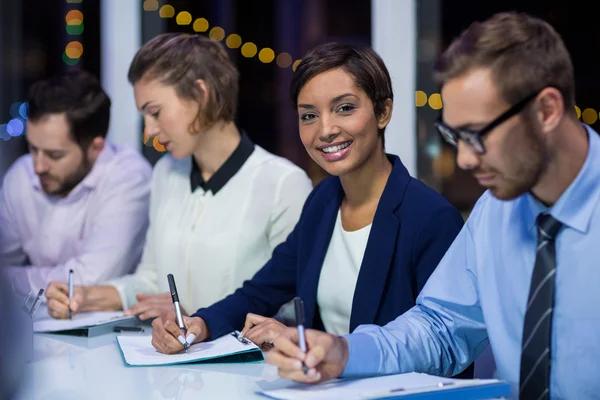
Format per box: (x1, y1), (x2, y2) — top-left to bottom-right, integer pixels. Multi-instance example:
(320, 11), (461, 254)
(68, 269), (74, 319)
(293, 297), (309, 374)
(28, 289), (45, 317)
(167, 274), (189, 352)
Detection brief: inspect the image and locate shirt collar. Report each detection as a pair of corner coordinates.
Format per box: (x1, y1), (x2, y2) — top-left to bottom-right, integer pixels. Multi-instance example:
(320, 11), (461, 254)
(31, 142), (117, 192)
(189, 131), (255, 194)
(525, 124), (600, 233)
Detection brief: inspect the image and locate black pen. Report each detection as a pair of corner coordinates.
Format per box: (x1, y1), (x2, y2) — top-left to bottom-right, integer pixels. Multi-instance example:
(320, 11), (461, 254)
(167, 274), (189, 351)
(293, 297), (309, 374)
(113, 326), (145, 333)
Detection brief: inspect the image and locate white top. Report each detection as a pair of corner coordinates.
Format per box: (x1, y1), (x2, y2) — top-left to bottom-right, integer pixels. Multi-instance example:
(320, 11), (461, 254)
(316, 208), (372, 336)
(106, 145), (312, 312)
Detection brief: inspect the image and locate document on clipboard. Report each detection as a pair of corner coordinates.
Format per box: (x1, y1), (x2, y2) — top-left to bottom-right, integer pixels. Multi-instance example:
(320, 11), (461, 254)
(33, 311), (137, 337)
(116, 331), (264, 366)
(258, 372), (511, 400)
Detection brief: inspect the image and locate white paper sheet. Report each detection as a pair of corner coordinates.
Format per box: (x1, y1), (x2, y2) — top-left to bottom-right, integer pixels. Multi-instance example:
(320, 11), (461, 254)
(116, 332), (261, 366)
(33, 311), (134, 333)
(260, 372), (505, 400)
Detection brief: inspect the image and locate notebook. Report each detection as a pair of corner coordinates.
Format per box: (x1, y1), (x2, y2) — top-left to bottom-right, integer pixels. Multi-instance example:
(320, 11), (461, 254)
(33, 311), (138, 337)
(258, 372), (511, 400)
(116, 331), (264, 366)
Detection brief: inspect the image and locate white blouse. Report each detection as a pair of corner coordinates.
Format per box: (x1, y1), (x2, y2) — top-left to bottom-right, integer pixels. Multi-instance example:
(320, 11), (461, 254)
(106, 145), (312, 312)
(317, 208), (372, 335)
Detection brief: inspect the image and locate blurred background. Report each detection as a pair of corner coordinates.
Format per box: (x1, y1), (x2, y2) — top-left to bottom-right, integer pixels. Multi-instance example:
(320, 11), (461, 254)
(1, 0), (598, 214)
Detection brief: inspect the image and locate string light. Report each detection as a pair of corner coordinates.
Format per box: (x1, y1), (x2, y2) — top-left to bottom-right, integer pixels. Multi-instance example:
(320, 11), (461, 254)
(138, 3), (598, 149)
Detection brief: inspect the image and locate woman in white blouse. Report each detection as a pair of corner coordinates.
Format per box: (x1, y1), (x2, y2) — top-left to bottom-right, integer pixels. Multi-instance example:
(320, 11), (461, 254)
(45, 33), (312, 319)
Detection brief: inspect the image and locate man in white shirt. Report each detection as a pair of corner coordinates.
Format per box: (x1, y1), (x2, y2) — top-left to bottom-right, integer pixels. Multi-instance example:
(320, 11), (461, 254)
(0, 69), (152, 294)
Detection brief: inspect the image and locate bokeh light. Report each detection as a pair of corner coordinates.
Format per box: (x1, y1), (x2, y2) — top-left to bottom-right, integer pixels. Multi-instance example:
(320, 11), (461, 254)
(159, 5), (175, 18)
(19, 103), (28, 120)
(415, 91), (428, 107)
(7, 119), (24, 137)
(241, 42), (258, 58)
(209, 27), (225, 41)
(143, 0), (159, 11)
(65, 41), (83, 59)
(65, 10), (83, 25)
(66, 23), (84, 35)
(176, 11), (192, 25)
(582, 108), (598, 125)
(292, 59), (302, 71)
(226, 34), (242, 49)
(193, 18), (209, 32)
(258, 48), (275, 63)
(153, 137), (166, 152)
(276, 53), (292, 68)
(428, 93), (443, 110)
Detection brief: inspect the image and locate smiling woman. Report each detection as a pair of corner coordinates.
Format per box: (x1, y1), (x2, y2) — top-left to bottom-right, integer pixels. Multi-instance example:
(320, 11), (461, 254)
(150, 43), (472, 380)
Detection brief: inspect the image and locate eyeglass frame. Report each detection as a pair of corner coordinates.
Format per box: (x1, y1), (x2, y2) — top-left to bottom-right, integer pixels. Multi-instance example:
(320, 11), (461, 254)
(434, 90), (541, 155)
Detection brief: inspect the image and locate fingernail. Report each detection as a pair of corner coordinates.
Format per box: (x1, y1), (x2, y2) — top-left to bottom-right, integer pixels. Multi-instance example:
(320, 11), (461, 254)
(186, 334), (196, 345)
(71, 302), (78, 311)
(177, 335), (186, 345)
(294, 360), (302, 370)
(308, 368), (317, 378)
(305, 354), (316, 366)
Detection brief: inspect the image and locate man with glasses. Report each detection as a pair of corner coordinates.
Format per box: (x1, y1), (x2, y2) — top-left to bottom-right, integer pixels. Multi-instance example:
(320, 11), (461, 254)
(266, 11), (600, 399)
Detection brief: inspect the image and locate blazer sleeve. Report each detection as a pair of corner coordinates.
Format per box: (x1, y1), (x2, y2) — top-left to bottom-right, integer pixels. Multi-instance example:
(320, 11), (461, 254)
(192, 188), (319, 339)
(412, 205), (464, 294)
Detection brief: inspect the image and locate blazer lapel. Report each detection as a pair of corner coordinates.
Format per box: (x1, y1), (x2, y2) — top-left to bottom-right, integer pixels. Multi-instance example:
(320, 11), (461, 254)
(299, 180), (344, 329)
(349, 156), (409, 331)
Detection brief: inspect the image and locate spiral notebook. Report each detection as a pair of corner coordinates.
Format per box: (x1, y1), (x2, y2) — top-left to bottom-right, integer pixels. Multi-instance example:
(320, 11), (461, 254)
(116, 331), (264, 366)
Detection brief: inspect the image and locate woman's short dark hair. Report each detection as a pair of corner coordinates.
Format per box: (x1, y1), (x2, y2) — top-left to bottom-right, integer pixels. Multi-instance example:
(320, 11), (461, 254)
(290, 42), (393, 145)
(27, 69), (111, 148)
(128, 33), (239, 133)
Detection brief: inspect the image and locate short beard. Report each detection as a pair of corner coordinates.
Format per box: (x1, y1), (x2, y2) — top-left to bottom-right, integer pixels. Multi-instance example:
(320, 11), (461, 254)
(46, 155), (92, 197)
(490, 116), (550, 201)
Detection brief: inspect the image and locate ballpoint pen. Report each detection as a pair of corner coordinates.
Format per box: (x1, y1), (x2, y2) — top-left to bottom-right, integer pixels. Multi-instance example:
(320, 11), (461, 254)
(293, 297), (309, 374)
(28, 289), (44, 317)
(68, 269), (74, 319)
(167, 274), (189, 352)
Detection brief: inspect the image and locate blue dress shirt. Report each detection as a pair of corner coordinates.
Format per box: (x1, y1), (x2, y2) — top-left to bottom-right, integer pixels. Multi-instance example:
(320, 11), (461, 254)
(343, 125), (600, 399)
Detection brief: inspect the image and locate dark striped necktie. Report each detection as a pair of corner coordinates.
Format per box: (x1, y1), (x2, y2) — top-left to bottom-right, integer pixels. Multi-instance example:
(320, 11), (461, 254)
(519, 213), (563, 399)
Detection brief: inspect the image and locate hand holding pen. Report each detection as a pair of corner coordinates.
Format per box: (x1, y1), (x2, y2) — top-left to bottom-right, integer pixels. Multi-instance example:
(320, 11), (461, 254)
(150, 309), (211, 354)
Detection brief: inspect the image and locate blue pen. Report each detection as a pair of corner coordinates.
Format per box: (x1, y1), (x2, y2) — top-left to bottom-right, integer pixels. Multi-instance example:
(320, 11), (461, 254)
(293, 297), (309, 374)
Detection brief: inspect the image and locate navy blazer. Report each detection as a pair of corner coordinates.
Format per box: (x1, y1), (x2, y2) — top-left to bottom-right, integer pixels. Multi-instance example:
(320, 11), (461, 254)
(194, 154), (463, 337)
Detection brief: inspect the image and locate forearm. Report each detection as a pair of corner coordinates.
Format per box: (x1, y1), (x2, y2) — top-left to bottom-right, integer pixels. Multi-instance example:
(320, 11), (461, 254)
(80, 285), (123, 312)
(343, 305), (487, 378)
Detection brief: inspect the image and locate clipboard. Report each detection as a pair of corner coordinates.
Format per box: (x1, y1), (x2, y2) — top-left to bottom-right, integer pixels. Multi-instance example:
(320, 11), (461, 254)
(33, 311), (140, 337)
(116, 331), (264, 366)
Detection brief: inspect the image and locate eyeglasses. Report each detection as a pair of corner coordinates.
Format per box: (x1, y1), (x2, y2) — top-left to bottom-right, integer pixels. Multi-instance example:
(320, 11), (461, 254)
(434, 91), (540, 155)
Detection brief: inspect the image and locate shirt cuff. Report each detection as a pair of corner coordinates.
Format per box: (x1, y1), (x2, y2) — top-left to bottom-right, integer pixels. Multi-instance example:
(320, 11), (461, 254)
(102, 278), (131, 310)
(341, 332), (383, 378)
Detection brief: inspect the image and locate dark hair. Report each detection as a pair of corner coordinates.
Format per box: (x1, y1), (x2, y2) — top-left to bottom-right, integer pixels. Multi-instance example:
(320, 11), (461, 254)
(434, 12), (576, 117)
(291, 42), (393, 145)
(128, 33), (239, 133)
(27, 69), (111, 148)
